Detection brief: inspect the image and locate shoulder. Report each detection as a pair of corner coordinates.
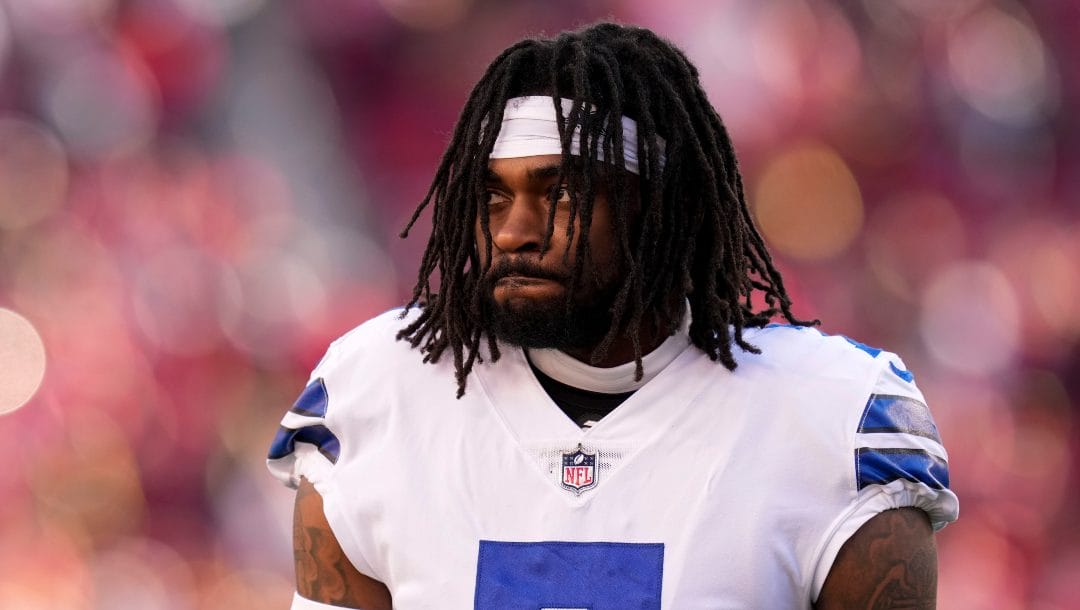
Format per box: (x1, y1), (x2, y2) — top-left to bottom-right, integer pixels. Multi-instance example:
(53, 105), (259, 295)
(326, 306), (418, 356)
(734, 323), (907, 387)
(315, 306), (424, 378)
(266, 306), (436, 489)
(313, 305), (464, 409)
(725, 324), (933, 449)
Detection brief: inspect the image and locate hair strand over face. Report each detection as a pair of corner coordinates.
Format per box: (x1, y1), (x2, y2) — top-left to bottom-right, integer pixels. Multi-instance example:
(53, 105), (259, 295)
(397, 22), (817, 398)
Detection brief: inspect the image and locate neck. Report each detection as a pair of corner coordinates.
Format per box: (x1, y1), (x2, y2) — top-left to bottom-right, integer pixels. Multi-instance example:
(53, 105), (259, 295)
(563, 316), (673, 368)
(565, 296), (688, 367)
(527, 308), (691, 393)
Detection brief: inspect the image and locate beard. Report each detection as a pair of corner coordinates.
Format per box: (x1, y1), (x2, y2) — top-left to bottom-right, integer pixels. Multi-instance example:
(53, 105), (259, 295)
(480, 258), (620, 351)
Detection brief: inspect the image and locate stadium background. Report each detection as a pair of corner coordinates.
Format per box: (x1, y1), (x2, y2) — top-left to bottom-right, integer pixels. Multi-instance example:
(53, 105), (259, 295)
(0, 0), (1077, 607)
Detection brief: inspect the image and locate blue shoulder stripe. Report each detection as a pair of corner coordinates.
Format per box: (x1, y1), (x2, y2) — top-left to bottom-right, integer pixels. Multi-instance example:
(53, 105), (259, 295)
(267, 424), (341, 464)
(858, 394), (941, 442)
(889, 361), (915, 382)
(842, 336), (882, 358)
(856, 448), (949, 490)
(290, 378), (329, 418)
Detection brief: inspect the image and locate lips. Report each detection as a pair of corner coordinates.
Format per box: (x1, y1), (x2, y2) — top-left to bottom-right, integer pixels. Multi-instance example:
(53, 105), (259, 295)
(489, 262), (565, 283)
(500, 274), (548, 281)
(495, 275), (557, 287)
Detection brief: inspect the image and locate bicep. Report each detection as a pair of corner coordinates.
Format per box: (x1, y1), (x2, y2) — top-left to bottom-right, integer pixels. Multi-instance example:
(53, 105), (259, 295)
(293, 478), (392, 610)
(815, 507), (938, 610)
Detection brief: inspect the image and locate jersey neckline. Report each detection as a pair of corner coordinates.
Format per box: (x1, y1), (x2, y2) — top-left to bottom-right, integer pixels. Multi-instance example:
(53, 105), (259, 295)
(525, 313), (692, 394)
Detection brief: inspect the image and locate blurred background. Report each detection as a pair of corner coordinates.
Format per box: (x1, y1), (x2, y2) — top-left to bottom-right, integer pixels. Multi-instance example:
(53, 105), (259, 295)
(0, 0), (1076, 607)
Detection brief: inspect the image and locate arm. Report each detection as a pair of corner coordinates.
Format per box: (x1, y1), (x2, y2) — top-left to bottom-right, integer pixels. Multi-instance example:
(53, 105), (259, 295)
(293, 478), (392, 610)
(815, 508), (937, 610)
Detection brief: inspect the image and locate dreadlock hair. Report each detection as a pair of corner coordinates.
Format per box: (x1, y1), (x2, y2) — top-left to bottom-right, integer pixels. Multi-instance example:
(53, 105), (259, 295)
(398, 22), (817, 398)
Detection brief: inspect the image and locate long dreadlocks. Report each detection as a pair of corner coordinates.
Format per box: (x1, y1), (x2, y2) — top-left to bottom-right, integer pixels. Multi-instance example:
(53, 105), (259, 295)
(398, 22), (816, 397)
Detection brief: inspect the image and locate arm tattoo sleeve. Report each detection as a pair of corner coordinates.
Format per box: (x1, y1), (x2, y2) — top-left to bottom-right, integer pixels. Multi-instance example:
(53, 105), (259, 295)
(293, 482), (366, 607)
(817, 508), (939, 610)
(859, 509), (937, 609)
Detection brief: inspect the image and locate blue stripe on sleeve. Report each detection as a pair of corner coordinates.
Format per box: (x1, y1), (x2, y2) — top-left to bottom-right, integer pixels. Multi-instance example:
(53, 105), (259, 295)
(267, 424), (341, 464)
(858, 394), (942, 442)
(889, 361), (915, 382)
(289, 378), (329, 418)
(842, 336), (882, 358)
(856, 448), (949, 490)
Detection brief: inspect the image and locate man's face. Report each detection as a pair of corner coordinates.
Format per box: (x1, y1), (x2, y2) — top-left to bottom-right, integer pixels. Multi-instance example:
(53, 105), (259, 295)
(478, 154), (622, 350)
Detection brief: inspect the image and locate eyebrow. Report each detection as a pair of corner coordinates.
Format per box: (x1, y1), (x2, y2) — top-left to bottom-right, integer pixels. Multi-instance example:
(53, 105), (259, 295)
(526, 163), (562, 181)
(484, 162), (563, 185)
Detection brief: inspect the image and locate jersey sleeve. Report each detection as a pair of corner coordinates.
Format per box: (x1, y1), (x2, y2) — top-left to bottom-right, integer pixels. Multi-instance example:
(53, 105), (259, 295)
(265, 331), (385, 581)
(266, 346), (343, 490)
(810, 350), (960, 600)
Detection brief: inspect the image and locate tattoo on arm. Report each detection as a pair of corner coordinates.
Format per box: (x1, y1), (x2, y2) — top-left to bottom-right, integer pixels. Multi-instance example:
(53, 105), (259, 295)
(816, 508), (938, 610)
(860, 509), (936, 609)
(293, 480), (378, 607)
(293, 522), (356, 602)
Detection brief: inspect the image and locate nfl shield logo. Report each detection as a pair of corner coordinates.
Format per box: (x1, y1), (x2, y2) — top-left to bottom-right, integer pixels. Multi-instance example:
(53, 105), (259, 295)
(561, 445), (597, 495)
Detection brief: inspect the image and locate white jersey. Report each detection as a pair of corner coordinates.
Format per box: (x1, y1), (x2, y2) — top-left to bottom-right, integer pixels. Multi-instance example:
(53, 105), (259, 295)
(268, 309), (958, 609)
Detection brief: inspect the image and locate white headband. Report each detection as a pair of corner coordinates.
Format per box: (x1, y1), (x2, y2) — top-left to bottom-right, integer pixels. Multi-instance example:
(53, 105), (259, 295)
(488, 96), (665, 175)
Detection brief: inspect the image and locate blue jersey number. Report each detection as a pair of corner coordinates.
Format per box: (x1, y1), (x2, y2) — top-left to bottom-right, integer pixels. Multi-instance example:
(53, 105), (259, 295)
(474, 541), (664, 610)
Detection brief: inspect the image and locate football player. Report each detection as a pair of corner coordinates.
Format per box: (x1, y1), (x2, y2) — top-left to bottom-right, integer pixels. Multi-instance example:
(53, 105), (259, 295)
(269, 23), (957, 609)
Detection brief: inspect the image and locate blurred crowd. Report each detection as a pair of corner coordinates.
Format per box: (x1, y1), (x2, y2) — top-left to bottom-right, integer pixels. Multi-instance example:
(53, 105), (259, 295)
(0, 0), (1077, 608)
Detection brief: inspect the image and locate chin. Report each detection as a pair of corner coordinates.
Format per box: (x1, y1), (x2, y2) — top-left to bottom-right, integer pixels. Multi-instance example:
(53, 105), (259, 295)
(493, 282), (566, 307)
(483, 292), (611, 350)
(496, 294), (559, 314)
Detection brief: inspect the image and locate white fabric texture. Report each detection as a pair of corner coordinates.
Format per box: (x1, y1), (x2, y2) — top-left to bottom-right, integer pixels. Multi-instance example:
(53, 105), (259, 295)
(268, 311), (959, 609)
(488, 95), (665, 174)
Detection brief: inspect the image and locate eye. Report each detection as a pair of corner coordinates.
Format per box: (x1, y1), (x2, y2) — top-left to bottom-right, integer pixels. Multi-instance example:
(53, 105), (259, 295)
(485, 189), (511, 208)
(549, 185), (572, 204)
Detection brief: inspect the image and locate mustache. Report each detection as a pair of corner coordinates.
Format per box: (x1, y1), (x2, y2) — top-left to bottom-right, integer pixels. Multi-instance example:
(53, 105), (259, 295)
(485, 258), (570, 284)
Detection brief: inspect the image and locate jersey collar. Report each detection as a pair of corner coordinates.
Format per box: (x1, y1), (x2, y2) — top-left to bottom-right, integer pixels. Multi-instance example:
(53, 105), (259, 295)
(526, 313), (691, 394)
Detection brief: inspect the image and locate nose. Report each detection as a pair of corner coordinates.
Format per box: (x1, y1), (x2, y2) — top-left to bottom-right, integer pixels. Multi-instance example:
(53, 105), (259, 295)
(489, 196), (547, 255)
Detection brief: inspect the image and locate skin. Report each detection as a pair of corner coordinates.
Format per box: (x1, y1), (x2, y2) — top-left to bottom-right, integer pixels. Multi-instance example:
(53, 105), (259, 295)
(294, 478), (391, 609)
(291, 154), (940, 607)
(815, 508), (938, 609)
(480, 154), (668, 366)
(482, 155), (593, 310)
